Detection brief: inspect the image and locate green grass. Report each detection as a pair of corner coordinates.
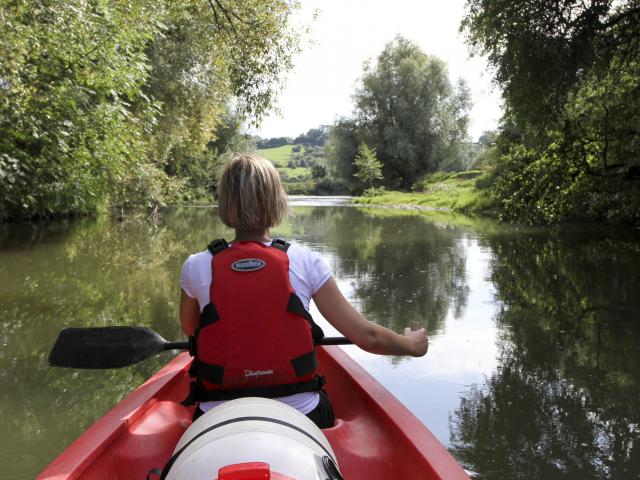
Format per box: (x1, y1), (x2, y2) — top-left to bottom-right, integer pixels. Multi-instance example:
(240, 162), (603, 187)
(352, 170), (496, 213)
(256, 145), (305, 167)
(279, 166), (312, 177)
(256, 144), (312, 185)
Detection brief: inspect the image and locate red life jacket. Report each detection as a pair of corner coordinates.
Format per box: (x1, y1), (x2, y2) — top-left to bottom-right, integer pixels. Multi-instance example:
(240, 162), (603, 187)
(184, 238), (325, 404)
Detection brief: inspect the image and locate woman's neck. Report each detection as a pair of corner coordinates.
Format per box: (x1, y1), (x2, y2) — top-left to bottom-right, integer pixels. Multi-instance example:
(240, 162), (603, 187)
(234, 229), (270, 243)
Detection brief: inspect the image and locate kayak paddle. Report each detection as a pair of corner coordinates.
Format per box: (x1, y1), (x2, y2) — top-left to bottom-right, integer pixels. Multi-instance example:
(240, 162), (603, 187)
(48, 326), (352, 369)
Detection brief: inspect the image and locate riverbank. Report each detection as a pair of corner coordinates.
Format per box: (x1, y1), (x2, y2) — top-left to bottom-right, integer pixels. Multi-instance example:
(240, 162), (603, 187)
(351, 171), (496, 214)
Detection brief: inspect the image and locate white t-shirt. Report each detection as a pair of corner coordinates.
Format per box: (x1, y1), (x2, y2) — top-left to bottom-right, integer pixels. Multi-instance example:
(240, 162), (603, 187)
(179, 241), (332, 414)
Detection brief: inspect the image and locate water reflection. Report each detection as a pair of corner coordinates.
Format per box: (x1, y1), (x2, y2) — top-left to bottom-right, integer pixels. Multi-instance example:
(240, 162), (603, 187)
(286, 207), (470, 333)
(450, 228), (640, 479)
(0, 210), (234, 478)
(1, 208), (640, 480)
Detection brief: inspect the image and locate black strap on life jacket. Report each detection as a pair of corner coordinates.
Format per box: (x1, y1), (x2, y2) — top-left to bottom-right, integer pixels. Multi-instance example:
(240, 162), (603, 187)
(287, 292), (324, 344)
(188, 346), (320, 386)
(207, 238), (229, 255)
(181, 375), (325, 405)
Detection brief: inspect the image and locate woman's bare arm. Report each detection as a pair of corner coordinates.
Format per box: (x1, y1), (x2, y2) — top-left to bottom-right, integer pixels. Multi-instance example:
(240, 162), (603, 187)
(180, 288), (200, 336)
(312, 277), (428, 357)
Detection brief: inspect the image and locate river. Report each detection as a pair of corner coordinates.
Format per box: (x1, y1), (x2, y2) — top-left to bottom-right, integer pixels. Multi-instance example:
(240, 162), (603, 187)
(1, 200), (639, 479)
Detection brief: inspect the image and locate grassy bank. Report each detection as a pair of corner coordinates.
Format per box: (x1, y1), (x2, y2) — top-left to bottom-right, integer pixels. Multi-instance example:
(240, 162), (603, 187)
(351, 171), (496, 214)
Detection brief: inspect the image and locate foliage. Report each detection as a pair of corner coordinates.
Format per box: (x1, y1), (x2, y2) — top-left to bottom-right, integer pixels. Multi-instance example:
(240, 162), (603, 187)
(462, 0), (640, 224)
(492, 142), (640, 224)
(311, 176), (349, 195)
(324, 119), (361, 189)
(293, 126), (330, 146)
(451, 227), (640, 479)
(111, 162), (184, 211)
(161, 112), (254, 203)
(478, 130), (497, 146)
(255, 136), (293, 149)
(257, 140), (341, 194)
(352, 170), (495, 213)
(0, 1), (159, 219)
(353, 143), (383, 192)
(311, 164), (327, 179)
(327, 37), (471, 190)
(0, 0), (301, 220)
(281, 178), (315, 195)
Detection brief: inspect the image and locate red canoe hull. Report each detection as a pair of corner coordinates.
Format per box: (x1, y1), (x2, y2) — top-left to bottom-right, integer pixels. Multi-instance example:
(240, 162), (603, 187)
(38, 347), (469, 480)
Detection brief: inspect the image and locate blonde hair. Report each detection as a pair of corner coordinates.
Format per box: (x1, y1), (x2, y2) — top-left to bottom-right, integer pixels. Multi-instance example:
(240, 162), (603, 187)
(218, 154), (288, 230)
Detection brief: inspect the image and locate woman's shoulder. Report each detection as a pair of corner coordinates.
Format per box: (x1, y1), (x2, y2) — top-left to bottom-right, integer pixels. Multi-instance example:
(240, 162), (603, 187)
(284, 241), (320, 261)
(284, 241), (330, 273)
(183, 249), (211, 268)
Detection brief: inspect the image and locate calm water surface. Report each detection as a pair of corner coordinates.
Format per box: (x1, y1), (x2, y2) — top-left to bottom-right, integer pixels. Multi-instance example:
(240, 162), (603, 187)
(1, 203), (639, 479)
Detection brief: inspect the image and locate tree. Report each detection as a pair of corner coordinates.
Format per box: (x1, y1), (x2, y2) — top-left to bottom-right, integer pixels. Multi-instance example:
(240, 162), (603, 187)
(158, 111), (253, 202)
(255, 136), (294, 149)
(353, 143), (383, 192)
(461, 0), (640, 140)
(311, 164), (327, 179)
(478, 130), (497, 146)
(145, 0), (300, 170)
(325, 119), (361, 189)
(0, 0), (301, 220)
(353, 36), (471, 189)
(294, 126), (330, 146)
(0, 1), (160, 219)
(462, 0), (640, 224)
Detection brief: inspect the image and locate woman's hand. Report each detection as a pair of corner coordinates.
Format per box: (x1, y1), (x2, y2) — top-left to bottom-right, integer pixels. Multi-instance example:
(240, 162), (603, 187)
(313, 277), (429, 357)
(403, 327), (428, 357)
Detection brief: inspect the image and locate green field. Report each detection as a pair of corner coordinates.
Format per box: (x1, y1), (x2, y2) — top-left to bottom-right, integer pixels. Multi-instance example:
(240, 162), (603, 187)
(257, 144), (311, 179)
(257, 145), (305, 166)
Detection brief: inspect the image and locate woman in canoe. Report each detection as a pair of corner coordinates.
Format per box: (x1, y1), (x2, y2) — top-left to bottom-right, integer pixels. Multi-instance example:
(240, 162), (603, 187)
(179, 154), (428, 428)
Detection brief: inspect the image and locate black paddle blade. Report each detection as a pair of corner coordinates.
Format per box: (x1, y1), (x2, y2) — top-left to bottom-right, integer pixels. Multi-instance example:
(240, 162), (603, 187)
(48, 326), (168, 369)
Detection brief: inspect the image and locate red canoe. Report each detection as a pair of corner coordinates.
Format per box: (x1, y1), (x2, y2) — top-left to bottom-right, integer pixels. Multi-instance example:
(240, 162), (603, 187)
(37, 346), (469, 480)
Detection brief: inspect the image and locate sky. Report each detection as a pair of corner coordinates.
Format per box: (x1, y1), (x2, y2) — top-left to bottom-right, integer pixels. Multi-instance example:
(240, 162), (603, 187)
(252, 0), (503, 143)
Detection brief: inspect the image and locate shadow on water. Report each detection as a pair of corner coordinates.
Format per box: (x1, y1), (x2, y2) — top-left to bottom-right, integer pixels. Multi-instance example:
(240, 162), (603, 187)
(449, 227), (640, 479)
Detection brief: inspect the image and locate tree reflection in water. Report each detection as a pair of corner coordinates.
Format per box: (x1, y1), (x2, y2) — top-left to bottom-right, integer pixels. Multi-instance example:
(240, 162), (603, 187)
(0, 206), (473, 476)
(0, 208), (232, 477)
(288, 207), (470, 334)
(9, 207), (640, 480)
(450, 228), (640, 479)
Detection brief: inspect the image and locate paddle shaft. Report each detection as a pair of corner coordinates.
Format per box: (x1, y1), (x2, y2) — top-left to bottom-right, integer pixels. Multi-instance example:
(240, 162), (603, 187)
(162, 336), (352, 351)
(48, 326), (353, 369)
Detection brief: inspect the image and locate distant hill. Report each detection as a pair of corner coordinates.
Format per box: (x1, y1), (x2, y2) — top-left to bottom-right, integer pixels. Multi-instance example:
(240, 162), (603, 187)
(255, 142), (341, 195)
(257, 144), (304, 166)
(257, 144), (313, 194)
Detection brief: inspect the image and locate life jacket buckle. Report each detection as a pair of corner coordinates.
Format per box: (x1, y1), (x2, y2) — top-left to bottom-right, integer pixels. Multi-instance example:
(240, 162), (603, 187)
(271, 238), (290, 252)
